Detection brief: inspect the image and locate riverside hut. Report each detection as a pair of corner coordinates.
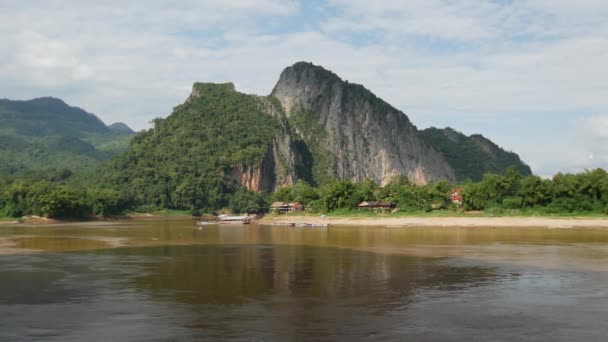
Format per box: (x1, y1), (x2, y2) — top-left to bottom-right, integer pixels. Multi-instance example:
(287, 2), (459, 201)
(270, 202), (304, 214)
(450, 189), (463, 205)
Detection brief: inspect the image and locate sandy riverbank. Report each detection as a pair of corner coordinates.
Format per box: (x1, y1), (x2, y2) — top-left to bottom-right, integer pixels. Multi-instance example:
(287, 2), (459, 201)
(3, 214), (608, 229)
(259, 215), (608, 228)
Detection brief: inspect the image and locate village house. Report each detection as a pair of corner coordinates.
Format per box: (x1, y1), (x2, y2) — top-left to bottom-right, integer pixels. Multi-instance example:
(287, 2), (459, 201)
(357, 201), (396, 211)
(450, 188), (463, 205)
(269, 202), (304, 214)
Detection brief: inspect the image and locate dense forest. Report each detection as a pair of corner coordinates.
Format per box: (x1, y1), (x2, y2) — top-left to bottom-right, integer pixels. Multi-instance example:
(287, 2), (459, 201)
(96, 82), (282, 212)
(2, 167), (608, 220)
(0, 97), (133, 179)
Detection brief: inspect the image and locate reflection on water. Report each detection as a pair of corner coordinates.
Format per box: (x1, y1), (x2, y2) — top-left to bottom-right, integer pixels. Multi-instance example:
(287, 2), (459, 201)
(0, 218), (608, 340)
(111, 245), (495, 306)
(0, 244), (497, 341)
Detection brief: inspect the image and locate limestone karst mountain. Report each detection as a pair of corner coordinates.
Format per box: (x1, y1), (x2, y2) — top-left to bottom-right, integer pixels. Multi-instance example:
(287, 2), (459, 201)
(106, 62), (530, 208)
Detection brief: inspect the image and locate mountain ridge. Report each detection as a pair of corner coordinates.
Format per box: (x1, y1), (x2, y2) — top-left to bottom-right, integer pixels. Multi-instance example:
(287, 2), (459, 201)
(419, 126), (531, 181)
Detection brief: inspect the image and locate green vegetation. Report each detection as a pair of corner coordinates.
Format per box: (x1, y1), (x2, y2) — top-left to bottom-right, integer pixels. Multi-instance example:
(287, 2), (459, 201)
(2, 165), (608, 219)
(0, 180), (130, 220)
(265, 167), (608, 216)
(100, 83), (281, 212)
(0, 97), (133, 179)
(270, 176), (453, 213)
(288, 104), (335, 186)
(420, 127), (531, 182)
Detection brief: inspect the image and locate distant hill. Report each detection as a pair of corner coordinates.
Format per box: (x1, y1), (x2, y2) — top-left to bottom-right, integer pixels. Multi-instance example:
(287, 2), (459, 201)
(420, 127), (531, 181)
(0, 97), (108, 137)
(108, 122), (135, 135)
(0, 97), (134, 179)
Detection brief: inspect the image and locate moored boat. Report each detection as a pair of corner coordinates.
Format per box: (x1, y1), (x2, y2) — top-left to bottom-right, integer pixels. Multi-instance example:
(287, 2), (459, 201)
(217, 214), (255, 224)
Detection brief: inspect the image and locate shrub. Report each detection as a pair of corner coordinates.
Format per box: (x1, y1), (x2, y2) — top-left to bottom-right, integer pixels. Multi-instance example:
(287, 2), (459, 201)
(502, 196), (523, 209)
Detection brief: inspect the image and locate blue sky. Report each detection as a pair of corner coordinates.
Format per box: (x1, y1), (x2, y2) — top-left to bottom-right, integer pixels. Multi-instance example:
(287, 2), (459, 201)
(0, 0), (607, 177)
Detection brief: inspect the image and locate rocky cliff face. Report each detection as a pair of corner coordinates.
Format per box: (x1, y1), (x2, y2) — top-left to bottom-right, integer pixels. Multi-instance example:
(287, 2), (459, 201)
(271, 62), (456, 185)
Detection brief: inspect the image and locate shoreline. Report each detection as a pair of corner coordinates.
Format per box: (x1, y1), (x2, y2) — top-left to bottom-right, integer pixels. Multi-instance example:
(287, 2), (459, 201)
(259, 215), (608, 228)
(3, 214), (608, 229)
(0, 214), (196, 226)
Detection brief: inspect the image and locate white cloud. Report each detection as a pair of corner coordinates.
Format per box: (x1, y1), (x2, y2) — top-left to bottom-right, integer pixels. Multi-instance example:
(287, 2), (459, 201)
(580, 115), (608, 170)
(585, 115), (608, 139)
(324, 0), (502, 41)
(0, 1), (607, 176)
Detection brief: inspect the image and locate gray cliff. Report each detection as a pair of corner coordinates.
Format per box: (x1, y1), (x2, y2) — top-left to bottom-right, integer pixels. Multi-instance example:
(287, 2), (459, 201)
(270, 62), (456, 185)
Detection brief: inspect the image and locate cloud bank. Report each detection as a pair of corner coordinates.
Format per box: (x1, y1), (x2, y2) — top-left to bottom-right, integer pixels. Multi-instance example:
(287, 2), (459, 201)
(0, 0), (606, 176)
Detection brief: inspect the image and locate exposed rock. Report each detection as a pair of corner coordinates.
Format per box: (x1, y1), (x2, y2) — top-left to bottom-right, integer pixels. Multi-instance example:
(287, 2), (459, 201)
(271, 62), (456, 185)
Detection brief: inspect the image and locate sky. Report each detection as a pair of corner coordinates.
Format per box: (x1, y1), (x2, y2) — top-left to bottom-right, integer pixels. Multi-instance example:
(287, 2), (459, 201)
(0, 0), (607, 177)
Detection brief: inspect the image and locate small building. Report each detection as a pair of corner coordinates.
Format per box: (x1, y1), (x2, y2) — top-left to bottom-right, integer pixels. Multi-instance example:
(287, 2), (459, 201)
(357, 201), (396, 210)
(270, 202), (286, 213)
(269, 202), (304, 214)
(288, 202), (304, 211)
(450, 188), (463, 205)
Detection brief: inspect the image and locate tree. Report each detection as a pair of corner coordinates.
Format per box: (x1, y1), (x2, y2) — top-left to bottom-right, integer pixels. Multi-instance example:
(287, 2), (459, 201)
(229, 187), (267, 214)
(519, 175), (552, 208)
(291, 180), (319, 205)
(273, 185), (294, 203)
(318, 180), (356, 212)
(87, 189), (131, 217)
(37, 185), (87, 219)
(351, 179), (378, 206)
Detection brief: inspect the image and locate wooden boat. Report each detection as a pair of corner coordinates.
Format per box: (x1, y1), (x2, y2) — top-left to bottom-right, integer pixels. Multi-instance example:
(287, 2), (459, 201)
(217, 214), (255, 224)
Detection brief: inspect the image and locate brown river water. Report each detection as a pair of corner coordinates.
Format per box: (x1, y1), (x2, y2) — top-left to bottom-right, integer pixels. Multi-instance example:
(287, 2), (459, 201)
(1, 217), (608, 341)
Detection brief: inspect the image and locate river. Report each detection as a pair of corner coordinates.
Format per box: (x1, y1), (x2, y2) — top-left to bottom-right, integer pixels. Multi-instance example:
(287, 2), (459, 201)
(1, 217), (607, 341)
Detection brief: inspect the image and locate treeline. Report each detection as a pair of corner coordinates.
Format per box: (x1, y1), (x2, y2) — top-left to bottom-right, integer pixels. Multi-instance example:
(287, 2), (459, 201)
(461, 168), (608, 213)
(269, 167), (608, 214)
(2, 167), (608, 219)
(0, 180), (130, 219)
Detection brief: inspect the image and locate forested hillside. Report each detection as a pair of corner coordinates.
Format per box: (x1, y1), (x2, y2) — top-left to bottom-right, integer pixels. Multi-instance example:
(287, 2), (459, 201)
(0, 97), (134, 179)
(101, 83), (282, 211)
(420, 127), (531, 181)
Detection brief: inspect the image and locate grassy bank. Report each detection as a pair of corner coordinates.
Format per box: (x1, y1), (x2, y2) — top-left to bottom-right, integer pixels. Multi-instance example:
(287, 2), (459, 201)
(0, 209), (196, 224)
(0, 216), (18, 222)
